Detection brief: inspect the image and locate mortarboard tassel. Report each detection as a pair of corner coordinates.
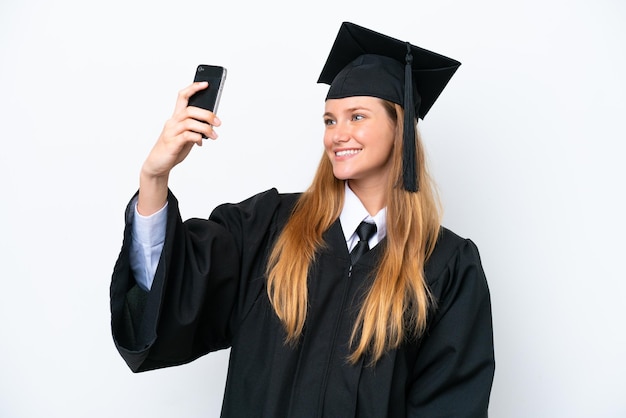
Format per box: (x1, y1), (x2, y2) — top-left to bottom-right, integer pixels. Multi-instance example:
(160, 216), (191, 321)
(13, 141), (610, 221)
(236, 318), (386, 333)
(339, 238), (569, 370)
(402, 42), (419, 192)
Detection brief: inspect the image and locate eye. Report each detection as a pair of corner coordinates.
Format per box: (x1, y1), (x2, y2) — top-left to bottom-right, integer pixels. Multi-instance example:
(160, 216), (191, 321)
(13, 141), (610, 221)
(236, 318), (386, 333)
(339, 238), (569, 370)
(323, 117), (336, 126)
(352, 114), (365, 121)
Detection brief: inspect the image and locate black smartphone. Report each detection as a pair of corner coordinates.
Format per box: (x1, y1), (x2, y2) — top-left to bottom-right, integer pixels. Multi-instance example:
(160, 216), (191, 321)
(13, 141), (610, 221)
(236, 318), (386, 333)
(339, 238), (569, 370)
(188, 64), (227, 114)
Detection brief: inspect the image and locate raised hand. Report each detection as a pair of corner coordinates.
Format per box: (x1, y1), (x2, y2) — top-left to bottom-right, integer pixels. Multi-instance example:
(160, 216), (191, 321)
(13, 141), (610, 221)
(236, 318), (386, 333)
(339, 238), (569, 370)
(137, 82), (222, 215)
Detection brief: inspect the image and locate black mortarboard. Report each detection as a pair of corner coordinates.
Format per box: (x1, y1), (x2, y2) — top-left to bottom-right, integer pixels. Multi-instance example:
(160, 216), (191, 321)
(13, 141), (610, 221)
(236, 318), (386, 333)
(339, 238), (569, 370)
(318, 22), (461, 192)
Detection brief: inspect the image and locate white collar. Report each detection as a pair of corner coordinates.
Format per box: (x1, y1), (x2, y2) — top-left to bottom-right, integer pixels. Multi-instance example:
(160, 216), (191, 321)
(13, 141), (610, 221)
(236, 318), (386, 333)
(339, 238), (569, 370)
(339, 182), (387, 249)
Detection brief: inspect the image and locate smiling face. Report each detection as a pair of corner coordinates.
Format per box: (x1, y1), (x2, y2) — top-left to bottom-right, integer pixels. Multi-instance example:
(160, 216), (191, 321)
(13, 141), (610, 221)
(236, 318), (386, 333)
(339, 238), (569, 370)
(323, 96), (397, 191)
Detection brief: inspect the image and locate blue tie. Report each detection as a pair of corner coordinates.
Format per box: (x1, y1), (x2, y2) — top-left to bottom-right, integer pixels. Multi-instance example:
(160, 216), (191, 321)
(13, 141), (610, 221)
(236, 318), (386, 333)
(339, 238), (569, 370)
(350, 221), (377, 265)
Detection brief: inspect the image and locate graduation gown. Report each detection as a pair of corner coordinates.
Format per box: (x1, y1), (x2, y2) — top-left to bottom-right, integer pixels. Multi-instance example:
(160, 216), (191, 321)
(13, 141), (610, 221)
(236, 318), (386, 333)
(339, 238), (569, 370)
(110, 188), (495, 417)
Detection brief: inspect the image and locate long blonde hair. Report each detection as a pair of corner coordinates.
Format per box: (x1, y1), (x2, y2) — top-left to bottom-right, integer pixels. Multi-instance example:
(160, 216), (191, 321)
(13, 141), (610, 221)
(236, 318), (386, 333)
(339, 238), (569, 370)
(266, 101), (442, 364)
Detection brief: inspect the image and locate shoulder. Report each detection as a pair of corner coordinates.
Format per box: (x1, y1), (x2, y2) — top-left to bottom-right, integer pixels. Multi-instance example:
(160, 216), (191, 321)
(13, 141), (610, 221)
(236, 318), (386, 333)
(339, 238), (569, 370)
(424, 226), (484, 286)
(209, 188), (302, 231)
(235, 188), (300, 205)
(214, 188), (301, 215)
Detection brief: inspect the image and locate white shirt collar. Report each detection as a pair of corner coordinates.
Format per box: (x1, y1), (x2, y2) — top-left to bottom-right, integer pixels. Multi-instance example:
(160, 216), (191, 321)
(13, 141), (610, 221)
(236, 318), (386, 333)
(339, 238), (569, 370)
(339, 182), (387, 250)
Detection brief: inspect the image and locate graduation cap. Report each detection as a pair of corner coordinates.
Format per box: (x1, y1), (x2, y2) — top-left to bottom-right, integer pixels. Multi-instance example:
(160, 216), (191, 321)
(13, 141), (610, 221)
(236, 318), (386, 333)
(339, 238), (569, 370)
(318, 22), (461, 192)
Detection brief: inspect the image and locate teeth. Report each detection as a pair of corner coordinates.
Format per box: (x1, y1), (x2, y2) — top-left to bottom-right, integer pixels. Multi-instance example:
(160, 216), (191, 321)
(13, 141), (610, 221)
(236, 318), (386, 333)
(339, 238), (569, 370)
(336, 149), (361, 157)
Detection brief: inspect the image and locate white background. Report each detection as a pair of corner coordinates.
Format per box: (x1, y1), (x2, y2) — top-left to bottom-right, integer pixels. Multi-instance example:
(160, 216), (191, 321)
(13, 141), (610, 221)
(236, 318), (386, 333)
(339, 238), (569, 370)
(1, 0), (625, 417)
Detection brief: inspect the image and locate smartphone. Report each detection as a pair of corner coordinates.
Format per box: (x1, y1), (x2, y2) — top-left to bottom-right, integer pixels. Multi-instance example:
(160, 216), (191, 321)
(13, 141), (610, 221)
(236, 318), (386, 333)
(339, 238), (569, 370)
(188, 64), (227, 114)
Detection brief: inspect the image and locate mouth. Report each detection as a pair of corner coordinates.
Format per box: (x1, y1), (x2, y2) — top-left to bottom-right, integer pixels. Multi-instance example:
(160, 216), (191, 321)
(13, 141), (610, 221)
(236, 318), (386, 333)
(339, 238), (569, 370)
(335, 149), (361, 157)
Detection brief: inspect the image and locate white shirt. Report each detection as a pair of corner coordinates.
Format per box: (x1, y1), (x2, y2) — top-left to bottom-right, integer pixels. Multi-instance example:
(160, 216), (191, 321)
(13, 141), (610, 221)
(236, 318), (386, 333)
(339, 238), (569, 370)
(339, 183), (387, 252)
(130, 184), (387, 291)
(129, 197), (168, 291)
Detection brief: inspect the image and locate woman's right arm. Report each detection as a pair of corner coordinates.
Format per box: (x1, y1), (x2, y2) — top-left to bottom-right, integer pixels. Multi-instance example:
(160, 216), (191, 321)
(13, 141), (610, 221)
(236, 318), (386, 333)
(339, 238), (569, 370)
(129, 82), (223, 290)
(110, 82), (229, 370)
(137, 81), (221, 215)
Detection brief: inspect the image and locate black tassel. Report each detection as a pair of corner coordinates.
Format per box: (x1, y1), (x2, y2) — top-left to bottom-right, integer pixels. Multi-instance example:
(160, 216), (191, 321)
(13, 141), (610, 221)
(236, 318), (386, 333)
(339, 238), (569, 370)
(402, 42), (419, 192)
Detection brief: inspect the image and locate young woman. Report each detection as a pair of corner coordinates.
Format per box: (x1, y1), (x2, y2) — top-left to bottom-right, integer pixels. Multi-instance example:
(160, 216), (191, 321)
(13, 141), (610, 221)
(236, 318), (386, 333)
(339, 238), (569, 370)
(110, 22), (495, 417)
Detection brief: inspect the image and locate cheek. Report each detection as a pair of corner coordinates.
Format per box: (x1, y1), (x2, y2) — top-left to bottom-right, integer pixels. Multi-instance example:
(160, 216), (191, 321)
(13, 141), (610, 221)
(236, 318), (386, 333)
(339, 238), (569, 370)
(380, 125), (396, 154)
(373, 134), (396, 165)
(323, 132), (333, 151)
(384, 136), (396, 156)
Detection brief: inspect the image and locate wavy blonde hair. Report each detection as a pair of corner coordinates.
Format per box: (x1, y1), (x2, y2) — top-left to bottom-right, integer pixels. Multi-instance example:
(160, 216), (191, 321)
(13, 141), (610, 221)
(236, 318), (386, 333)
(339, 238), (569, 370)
(266, 101), (442, 364)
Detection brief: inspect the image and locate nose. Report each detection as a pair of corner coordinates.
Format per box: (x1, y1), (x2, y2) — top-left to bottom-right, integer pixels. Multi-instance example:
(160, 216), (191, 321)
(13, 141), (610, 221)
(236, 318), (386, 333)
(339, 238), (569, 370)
(331, 121), (351, 144)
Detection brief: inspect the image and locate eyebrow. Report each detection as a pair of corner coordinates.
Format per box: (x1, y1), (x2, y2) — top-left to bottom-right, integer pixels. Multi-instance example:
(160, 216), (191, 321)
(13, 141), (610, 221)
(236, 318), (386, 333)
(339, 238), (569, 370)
(323, 106), (370, 118)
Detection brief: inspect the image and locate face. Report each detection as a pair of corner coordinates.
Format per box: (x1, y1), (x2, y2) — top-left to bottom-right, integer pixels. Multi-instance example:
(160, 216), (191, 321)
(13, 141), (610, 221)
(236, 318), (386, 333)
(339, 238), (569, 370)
(323, 96), (396, 189)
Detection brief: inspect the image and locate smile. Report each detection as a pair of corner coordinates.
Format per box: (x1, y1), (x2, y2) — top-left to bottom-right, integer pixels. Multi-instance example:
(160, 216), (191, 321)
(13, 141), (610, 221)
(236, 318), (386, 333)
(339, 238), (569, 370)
(335, 149), (361, 157)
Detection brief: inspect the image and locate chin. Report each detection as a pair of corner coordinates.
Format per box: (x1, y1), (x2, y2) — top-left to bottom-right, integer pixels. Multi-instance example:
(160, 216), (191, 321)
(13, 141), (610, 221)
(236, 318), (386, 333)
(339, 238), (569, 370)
(332, 169), (352, 181)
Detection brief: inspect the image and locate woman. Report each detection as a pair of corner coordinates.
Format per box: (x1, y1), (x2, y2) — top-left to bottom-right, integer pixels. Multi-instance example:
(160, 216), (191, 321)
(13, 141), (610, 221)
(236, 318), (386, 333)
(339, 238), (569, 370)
(111, 22), (495, 417)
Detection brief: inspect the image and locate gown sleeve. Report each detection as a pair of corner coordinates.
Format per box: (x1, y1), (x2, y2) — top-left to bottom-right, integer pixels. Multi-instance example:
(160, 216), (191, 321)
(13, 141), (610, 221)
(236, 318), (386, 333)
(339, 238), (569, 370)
(406, 231), (495, 417)
(110, 188), (289, 373)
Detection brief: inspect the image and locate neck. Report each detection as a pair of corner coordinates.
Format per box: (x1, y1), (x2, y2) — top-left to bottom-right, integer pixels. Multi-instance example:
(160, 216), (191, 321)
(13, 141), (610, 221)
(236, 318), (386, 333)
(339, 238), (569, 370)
(347, 180), (386, 216)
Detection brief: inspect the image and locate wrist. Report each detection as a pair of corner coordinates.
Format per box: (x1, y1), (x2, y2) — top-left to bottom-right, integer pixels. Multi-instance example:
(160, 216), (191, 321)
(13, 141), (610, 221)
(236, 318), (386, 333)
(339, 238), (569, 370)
(138, 170), (169, 216)
(140, 167), (169, 185)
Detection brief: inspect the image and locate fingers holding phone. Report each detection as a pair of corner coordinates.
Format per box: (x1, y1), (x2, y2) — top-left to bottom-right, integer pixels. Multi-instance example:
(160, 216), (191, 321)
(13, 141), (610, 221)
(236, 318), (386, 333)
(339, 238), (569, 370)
(184, 98), (221, 140)
(144, 65), (227, 172)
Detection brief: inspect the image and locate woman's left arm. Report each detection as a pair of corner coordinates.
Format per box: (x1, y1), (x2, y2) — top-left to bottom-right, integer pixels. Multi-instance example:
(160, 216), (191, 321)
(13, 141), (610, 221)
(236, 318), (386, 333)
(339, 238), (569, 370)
(407, 238), (495, 417)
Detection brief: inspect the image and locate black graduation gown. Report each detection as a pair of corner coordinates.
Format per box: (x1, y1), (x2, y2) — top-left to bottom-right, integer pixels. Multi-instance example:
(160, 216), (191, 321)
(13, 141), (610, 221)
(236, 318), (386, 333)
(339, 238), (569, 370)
(110, 188), (495, 417)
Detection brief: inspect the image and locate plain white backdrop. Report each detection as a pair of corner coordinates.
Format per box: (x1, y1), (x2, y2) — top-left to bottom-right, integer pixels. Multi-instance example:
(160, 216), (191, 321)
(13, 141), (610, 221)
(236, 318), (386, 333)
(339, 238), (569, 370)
(1, 0), (625, 417)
